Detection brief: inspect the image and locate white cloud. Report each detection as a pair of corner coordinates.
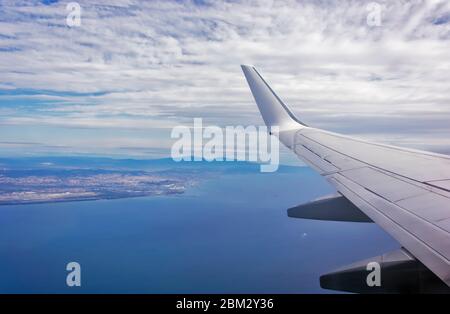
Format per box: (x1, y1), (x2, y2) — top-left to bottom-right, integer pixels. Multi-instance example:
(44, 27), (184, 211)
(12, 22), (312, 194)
(0, 0), (449, 155)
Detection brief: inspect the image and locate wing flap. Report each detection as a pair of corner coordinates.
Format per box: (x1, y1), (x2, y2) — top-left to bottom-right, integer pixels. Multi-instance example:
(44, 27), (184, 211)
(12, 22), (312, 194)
(339, 167), (427, 202)
(427, 180), (450, 191)
(397, 193), (450, 224)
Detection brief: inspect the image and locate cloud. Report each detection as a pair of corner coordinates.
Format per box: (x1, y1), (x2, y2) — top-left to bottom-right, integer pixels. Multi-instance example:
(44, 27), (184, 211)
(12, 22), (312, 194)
(0, 0), (449, 156)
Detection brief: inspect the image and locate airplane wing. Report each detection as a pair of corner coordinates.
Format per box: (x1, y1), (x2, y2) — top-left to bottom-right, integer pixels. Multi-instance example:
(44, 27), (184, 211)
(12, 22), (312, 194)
(241, 65), (450, 292)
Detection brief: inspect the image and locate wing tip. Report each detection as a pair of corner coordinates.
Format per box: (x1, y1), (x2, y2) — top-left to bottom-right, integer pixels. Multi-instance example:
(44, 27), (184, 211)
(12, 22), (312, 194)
(241, 64), (307, 129)
(240, 64), (255, 71)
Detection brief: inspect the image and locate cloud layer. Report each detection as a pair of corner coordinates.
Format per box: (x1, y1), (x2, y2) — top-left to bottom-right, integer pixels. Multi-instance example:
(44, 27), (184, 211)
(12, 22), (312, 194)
(0, 0), (449, 157)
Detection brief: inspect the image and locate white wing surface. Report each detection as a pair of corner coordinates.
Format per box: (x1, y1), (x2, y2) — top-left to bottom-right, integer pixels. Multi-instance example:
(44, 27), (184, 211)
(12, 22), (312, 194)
(241, 65), (450, 288)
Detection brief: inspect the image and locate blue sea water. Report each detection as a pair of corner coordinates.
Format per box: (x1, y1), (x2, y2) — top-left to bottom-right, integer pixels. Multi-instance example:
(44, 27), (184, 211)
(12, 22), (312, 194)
(0, 166), (398, 293)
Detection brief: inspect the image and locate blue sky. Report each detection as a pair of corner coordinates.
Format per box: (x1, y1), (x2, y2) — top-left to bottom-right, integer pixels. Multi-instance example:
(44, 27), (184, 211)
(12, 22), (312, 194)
(0, 0), (449, 159)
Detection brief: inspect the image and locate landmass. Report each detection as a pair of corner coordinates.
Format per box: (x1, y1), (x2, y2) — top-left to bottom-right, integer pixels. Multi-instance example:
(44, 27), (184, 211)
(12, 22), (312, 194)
(0, 169), (191, 205)
(0, 157), (301, 205)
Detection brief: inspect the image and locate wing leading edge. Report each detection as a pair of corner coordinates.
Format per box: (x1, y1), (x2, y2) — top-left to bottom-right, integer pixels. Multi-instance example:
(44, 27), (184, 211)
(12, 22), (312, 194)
(241, 65), (450, 289)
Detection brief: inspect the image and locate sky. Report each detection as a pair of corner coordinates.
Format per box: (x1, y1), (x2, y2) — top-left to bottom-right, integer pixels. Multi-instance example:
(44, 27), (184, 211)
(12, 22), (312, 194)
(0, 0), (449, 159)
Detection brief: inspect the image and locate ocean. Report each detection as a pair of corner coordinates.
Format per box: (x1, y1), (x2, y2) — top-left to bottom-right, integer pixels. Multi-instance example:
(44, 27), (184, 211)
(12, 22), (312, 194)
(0, 166), (398, 293)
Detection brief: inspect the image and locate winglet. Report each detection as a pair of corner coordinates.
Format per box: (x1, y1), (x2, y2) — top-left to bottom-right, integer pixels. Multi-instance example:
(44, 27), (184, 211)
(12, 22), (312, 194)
(241, 65), (306, 130)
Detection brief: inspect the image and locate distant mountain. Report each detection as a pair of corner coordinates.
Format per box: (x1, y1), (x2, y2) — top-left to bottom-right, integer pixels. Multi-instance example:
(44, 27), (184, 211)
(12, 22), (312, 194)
(0, 156), (303, 173)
